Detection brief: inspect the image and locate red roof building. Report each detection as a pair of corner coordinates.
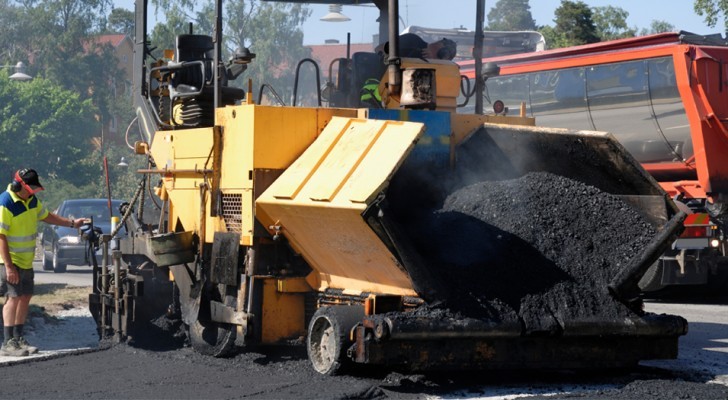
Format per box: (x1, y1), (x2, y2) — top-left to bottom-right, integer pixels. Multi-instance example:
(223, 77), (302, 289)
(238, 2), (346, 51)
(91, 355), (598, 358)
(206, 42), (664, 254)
(308, 42), (374, 80)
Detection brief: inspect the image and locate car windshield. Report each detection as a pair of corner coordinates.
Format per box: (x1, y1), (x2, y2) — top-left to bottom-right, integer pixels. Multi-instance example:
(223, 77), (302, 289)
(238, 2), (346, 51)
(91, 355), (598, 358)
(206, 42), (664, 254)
(63, 203), (117, 224)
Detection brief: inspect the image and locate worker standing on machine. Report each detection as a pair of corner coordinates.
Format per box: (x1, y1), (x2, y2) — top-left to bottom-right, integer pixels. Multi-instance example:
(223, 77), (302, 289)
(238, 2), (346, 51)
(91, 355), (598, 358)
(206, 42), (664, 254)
(365, 34), (457, 106)
(0, 168), (85, 356)
(377, 34), (458, 60)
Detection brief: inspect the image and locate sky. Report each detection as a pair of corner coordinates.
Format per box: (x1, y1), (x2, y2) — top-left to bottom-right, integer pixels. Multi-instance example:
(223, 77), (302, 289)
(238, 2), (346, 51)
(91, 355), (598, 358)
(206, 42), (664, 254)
(114, 1), (720, 45)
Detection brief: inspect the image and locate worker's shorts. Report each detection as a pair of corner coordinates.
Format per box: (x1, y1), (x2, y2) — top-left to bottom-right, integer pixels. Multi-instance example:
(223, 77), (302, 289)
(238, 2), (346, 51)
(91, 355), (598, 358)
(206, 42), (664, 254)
(0, 265), (34, 297)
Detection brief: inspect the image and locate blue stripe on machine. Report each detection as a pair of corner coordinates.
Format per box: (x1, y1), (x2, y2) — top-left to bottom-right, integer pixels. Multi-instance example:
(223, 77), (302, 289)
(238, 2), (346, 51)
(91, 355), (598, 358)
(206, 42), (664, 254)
(366, 109), (451, 168)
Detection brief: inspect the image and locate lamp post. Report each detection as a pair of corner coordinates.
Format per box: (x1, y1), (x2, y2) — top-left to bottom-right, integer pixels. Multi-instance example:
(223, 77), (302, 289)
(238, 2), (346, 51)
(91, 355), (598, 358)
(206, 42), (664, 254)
(1, 61), (32, 81)
(320, 4), (350, 22)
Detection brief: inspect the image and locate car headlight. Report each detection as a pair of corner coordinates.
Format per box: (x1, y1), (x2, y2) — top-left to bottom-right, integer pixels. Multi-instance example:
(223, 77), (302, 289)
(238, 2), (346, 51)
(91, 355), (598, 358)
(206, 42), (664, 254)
(711, 239), (721, 248)
(58, 236), (81, 244)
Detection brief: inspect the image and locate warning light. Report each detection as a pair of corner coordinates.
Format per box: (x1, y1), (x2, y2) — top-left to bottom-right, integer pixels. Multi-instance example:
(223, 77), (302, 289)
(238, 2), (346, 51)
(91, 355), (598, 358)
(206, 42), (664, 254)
(681, 226), (709, 238)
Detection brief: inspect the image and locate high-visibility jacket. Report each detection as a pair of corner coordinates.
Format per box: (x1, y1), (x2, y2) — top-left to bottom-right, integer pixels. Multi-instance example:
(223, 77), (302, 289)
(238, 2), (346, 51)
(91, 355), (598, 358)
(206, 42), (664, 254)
(0, 185), (49, 269)
(360, 78), (382, 106)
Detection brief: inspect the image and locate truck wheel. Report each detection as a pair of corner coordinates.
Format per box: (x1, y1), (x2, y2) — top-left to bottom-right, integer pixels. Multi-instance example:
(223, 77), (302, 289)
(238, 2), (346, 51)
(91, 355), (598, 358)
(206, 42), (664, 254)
(41, 248), (53, 271)
(639, 260), (665, 293)
(52, 244), (67, 273)
(307, 305), (364, 375)
(188, 283), (236, 357)
(707, 259), (728, 294)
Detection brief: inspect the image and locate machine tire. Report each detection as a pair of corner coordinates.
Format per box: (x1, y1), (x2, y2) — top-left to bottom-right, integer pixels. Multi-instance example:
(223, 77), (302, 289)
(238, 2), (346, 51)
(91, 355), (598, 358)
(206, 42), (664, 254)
(307, 305), (364, 375)
(188, 283), (236, 357)
(52, 244), (67, 273)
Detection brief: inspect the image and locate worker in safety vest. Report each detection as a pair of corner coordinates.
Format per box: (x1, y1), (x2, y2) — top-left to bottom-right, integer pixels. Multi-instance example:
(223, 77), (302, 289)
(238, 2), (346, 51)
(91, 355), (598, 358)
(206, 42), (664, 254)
(0, 168), (86, 356)
(360, 78), (383, 108)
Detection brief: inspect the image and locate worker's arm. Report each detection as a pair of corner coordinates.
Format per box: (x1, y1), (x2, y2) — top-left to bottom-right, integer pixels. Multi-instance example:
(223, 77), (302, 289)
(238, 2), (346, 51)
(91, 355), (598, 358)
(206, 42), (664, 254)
(42, 212), (84, 229)
(0, 234), (19, 285)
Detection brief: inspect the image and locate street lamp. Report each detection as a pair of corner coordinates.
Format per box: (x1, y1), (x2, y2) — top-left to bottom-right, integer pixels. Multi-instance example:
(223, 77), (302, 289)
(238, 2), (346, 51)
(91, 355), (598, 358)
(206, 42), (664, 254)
(118, 157), (129, 167)
(321, 4), (350, 22)
(1, 61), (32, 81)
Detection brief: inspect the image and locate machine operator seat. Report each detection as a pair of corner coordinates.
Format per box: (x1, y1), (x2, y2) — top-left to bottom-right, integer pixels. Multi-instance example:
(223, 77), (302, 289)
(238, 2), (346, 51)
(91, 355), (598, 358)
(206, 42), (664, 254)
(170, 34), (245, 127)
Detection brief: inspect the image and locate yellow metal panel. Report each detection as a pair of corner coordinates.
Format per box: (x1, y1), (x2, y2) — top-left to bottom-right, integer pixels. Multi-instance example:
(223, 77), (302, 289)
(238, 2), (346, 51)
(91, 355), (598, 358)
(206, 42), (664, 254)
(242, 106), (359, 171)
(218, 105), (255, 191)
(261, 278), (306, 344)
(306, 120), (387, 202)
(345, 120), (433, 204)
(277, 277), (313, 293)
(214, 105), (359, 245)
(268, 205), (416, 295)
(149, 127), (216, 236)
(257, 116), (424, 297)
(149, 104), (362, 247)
(451, 113), (536, 145)
(254, 106), (320, 169)
(268, 116), (354, 200)
(216, 105), (255, 245)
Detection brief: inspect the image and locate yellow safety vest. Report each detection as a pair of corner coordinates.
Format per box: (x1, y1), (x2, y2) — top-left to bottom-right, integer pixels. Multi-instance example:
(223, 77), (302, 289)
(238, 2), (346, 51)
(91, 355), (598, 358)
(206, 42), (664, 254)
(360, 78), (382, 106)
(0, 185), (49, 269)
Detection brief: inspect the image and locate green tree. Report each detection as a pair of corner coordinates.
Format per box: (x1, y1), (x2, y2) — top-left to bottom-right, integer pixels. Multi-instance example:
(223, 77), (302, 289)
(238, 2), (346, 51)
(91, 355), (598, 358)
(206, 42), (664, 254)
(226, 0), (311, 103)
(35, 0), (120, 123)
(0, 0), (30, 64)
(0, 1), (150, 208)
(147, 1), (213, 58)
(0, 0), (125, 156)
(553, 0), (600, 47)
(694, 0), (728, 33)
(106, 7), (135, 35)
(0, 72), (98, 187)
(486, 0), (537, 31)
(640, 20), (676, 35)
(539, 25), (567, 49)
(592, 6), (636, 40)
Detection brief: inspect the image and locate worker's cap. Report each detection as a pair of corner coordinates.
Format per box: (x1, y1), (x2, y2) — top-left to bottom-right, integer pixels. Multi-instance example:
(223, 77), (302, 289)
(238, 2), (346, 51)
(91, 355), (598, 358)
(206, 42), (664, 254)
(15, 168), (44, 194)
(437, 38), (457, 60)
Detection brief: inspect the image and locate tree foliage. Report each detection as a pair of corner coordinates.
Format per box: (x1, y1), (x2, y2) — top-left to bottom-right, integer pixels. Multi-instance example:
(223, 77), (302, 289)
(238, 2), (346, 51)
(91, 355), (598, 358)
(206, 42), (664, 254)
(694, 0), (728, 32)
(0, 0), (139, 210)
(486, 0), (537, 31)
(0, 0), (30, 64)
(640, 20), (676, 36)
(552, 0), (600, 47)
(1, 0), (126, 166)
(0, 72), (98, 187)
(106, 7), (134, 36)
(592, 6), (636, 40)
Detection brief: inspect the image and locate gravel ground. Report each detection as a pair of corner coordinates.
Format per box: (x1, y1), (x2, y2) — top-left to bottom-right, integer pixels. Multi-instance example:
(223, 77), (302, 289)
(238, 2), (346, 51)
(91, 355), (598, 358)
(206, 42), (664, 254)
(0, 301), (726, 400)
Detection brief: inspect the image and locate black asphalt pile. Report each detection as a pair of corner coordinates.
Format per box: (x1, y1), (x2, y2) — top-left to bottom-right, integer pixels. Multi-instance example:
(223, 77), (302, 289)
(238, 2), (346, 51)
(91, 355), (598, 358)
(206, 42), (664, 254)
(401, 171), (659, 332)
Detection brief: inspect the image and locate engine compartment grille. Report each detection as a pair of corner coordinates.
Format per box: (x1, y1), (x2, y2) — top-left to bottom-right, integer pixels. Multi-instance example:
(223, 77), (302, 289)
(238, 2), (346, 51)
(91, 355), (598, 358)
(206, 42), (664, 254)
(221, 193), (243, 233)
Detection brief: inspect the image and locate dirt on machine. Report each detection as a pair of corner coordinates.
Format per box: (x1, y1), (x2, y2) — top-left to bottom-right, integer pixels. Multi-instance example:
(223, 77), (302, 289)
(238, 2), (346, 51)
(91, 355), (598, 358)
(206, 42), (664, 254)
(88, 0), (688, 375)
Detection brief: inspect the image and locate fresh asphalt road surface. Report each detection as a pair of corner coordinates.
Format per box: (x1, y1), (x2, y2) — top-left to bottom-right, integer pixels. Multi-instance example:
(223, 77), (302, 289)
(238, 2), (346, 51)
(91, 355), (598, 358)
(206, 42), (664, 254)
(32, 261), (93, 287)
